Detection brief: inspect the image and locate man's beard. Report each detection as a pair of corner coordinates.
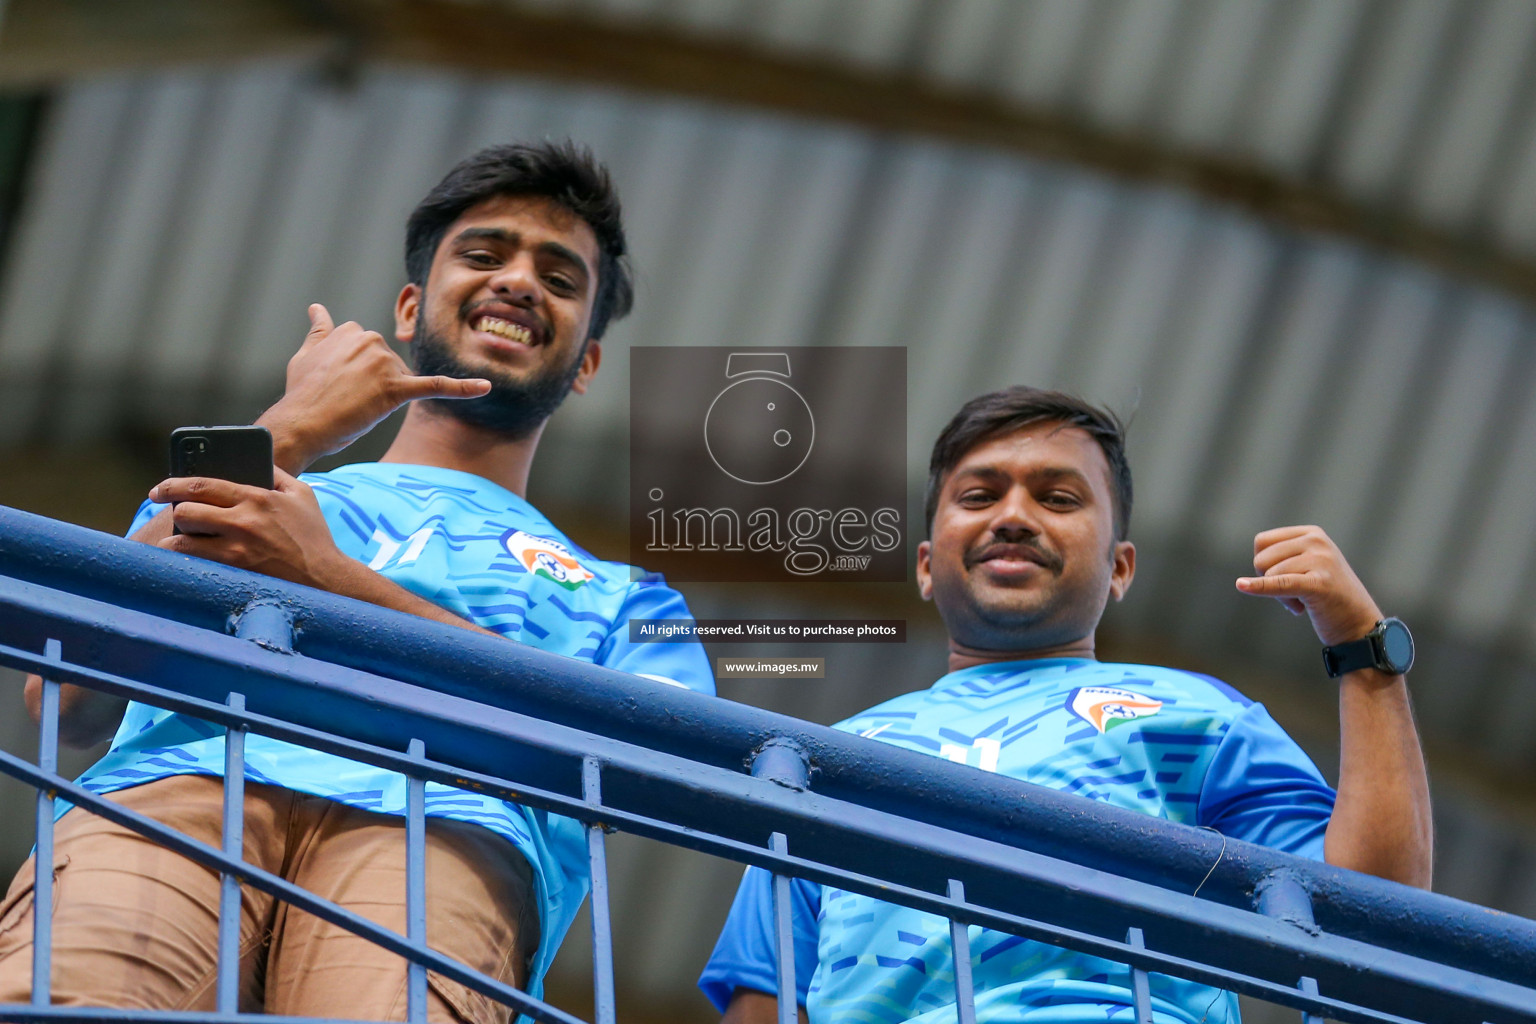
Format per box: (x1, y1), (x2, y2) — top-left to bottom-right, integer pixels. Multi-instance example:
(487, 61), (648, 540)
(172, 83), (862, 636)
(412, 325), (588, 441)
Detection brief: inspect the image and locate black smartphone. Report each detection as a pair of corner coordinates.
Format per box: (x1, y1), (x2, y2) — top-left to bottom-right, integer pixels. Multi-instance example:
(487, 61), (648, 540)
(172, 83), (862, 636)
(168, 426), (274, 535)
(169, 426), (275, 488)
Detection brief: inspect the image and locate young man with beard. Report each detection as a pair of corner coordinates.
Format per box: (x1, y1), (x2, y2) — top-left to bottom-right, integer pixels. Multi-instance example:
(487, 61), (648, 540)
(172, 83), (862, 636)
(3, 143), (712, 1020)
(699, 387), (1431, 1024)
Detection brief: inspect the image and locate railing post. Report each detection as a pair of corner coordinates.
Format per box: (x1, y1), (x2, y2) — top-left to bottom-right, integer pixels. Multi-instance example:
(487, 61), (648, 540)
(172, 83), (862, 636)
(947, 879), (977, 1024)
(233, 600), (294, 652)
(1297, 976), (1323, 1024)
(1256, 870), (1323, 1024)
(583, 757), (616, 1024)
(768, 832), (797, 1024)
(1125, 927), (1153, 1024)
(752, 740), (810, 1024)
(750, 739), (810, 792)
(217, 691), (247, 1013)
(406, 738), (428, 1024)
(31, 637), (61, 1007)
(214, 599), (290, 1012)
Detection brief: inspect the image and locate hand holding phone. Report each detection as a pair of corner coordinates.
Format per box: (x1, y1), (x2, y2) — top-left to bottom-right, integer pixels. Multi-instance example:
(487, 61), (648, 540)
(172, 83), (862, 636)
(152, 458), (348, 591)
(168, 426), (274, 535)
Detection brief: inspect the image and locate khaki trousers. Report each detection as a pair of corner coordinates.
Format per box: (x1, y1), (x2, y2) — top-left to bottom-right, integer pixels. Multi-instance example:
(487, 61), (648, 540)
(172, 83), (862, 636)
(0, 774), (539, 1022)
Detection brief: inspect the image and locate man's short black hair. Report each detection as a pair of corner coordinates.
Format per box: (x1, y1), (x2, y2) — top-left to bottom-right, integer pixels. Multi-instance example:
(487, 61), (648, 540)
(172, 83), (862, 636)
(924, 386), (1133, 540)
(404, 141), (634, 339)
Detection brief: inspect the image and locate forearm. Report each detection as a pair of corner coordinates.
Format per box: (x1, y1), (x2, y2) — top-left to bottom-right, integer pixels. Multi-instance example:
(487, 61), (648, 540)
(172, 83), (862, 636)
(1324, 670), (1433, 887)
(320, 557), (501, 639)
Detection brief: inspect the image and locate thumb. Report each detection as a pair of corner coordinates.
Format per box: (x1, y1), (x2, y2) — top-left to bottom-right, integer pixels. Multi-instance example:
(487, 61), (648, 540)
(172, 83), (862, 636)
(303, 303), (335, 346)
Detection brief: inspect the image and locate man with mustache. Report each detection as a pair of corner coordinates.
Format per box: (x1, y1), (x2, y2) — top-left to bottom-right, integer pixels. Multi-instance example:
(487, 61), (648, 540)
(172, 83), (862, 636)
(700, 386), (1430, 1024)
(3, 142), (712, 1020)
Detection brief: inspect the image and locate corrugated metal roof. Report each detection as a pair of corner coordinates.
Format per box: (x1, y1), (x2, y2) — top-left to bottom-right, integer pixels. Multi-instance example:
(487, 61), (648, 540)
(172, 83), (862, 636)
(470, 0), (1536, 261)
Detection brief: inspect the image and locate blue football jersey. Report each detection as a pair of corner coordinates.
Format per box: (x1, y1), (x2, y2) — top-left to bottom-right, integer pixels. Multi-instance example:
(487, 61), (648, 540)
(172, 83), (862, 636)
(73, 462), (714, 994)
(700, 658), (1335, 1024)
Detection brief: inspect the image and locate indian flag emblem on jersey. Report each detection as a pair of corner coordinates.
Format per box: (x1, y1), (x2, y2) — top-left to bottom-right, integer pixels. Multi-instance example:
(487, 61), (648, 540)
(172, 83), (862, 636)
(502, 530), (594, 590)
(1068, 686), (1163, 733)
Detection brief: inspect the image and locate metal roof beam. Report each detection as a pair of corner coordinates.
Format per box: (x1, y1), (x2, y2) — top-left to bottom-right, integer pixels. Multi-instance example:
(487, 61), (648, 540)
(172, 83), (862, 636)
(0, 0), (330, 84)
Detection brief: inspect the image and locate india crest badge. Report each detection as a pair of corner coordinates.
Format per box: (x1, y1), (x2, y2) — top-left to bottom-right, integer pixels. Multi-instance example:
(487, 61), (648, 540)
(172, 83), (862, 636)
(502, 530), (595, 590)
(1068, 686), (1163, 733)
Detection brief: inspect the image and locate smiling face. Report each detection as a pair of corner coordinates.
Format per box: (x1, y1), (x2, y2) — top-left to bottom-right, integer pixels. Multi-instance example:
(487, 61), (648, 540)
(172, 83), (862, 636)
(917, 421), (1136, 657)
(394, 194), (604, 437)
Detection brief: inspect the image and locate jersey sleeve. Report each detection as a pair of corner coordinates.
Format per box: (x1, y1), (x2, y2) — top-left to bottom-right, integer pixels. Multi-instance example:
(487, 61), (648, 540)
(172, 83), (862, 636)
(594, 575), (715, 696)
(1197, 703), (1336, 859)
(698, 866), (821, 1012)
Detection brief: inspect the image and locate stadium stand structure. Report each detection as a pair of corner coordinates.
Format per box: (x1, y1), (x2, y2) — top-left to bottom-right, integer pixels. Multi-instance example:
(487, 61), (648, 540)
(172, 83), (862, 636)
(0, 502), (1534, 1024)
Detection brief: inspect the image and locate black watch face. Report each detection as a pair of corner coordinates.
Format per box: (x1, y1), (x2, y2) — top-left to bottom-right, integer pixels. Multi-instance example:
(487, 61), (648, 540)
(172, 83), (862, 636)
(1381, 620), (1414, 673)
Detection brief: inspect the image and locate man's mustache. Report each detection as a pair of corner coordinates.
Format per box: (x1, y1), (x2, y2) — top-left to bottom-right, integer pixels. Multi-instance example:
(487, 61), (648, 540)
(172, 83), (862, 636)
(965, 541), (1064, 573)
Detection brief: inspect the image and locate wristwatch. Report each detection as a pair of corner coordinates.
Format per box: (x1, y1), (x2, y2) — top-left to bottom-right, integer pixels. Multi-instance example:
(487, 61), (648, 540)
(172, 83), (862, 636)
(1321, 617), (1414, 678)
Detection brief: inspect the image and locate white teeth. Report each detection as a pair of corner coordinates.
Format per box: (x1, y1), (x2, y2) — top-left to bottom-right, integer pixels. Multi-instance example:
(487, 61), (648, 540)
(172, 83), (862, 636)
(477, 316), (532, 344)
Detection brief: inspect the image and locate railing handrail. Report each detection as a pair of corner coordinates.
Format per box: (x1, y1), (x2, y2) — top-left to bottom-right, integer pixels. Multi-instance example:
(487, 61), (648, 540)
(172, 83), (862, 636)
(4, 582), (1534, 1024)
(1, 502), (1533, 1002)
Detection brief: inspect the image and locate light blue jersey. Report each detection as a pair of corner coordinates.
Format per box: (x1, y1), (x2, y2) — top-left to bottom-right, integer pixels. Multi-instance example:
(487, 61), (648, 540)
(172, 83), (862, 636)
(700, 659), (1334, 1023)
(73, 463), (714, 994)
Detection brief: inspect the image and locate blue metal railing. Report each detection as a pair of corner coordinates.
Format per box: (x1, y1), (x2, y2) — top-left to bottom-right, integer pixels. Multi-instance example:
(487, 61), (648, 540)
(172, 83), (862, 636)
(1, 503), (1535, 1024)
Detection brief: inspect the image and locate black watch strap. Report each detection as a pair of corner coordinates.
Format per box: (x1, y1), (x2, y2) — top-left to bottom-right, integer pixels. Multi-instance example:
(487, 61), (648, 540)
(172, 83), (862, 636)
(1321, 617), (1413, 678)
(1321, 637), (1378, 678)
